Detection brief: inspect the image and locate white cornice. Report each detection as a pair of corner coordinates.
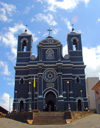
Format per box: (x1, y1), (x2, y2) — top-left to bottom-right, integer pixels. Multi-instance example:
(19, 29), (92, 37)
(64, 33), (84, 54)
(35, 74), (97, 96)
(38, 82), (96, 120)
(69, 50), (82, 52)
(17, 51), (31, 53)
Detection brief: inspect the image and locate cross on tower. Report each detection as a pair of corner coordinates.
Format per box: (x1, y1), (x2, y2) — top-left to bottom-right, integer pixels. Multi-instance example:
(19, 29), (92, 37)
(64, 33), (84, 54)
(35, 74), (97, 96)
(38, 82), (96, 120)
(47, 28), (52, 36)
(72, 24), (74, 31)
(25, 25), (28, 32)
(25, 25), (28, 28)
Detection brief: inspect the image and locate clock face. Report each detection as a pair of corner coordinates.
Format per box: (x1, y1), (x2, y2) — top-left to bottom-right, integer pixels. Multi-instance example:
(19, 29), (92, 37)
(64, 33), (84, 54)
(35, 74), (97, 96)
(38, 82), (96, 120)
(43, 68), (57, 82)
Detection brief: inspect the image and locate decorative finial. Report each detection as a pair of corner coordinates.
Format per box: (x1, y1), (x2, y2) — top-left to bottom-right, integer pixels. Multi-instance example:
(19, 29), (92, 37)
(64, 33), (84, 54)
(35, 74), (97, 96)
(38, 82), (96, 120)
(47, 28), (52, 36)
(25, 25), (28, 32)
(72, 24), (74, 31)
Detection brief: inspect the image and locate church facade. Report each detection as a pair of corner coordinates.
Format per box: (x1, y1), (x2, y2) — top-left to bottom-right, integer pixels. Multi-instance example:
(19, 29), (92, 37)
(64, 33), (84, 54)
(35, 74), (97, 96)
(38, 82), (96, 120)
(13, 28), (88, 112)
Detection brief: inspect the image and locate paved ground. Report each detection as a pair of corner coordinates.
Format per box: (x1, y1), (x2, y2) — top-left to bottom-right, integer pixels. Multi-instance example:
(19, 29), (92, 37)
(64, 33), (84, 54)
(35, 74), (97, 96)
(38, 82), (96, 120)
(0, 114), (100, 128)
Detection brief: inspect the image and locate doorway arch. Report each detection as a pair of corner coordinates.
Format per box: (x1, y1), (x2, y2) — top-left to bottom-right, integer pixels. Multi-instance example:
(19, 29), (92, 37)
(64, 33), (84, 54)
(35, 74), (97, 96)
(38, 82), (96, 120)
(78, 99), (82, 111)
(45, 91), (56, 111)
(20, 100), (24, 112)
(75, 97), (84, 111)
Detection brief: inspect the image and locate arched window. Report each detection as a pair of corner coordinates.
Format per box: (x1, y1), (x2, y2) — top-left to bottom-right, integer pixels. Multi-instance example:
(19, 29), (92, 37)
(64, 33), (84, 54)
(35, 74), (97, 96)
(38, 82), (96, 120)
(21, 38), (28, 52)
(20, 100), (24, 112)
(75, 76), (81, 83)
(71, 37), (79, 51)
(19, 77), (25, 84)
(46, 49), (54, 60)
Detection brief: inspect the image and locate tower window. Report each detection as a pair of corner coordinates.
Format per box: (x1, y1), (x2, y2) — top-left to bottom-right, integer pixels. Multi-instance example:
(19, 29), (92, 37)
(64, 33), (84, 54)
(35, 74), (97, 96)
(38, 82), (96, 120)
(21, 38), (28, 52)
(73, 39), (77, 51)
(22, 40), (27, 52)
(71, 37), (79, 51)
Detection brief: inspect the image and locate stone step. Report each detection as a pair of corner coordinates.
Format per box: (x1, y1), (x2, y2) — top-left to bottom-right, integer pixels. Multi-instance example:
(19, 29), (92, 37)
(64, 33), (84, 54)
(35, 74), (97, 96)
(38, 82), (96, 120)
(33, 112), (66, 125)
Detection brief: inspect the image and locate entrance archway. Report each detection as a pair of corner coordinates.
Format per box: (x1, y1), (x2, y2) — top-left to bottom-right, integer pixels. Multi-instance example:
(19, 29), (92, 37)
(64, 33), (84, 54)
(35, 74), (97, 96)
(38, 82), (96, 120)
(20, 100), (24, 112)
(45, 91), (56, 111)
(78, 99), (82, 111)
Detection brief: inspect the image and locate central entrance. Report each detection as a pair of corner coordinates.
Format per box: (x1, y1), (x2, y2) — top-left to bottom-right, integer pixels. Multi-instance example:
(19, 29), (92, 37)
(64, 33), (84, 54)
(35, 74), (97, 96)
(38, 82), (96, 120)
(45, 91), (56, 111)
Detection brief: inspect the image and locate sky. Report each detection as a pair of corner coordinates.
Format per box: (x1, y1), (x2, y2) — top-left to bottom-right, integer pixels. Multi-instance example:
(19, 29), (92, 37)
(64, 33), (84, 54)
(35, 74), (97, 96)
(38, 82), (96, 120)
(0, 0), (100, 112)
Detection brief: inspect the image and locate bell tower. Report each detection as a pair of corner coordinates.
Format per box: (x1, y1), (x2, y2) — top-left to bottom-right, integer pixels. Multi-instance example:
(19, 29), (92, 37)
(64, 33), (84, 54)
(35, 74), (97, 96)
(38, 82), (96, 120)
(16, 29), (33, 65)
(67, 28), (83, 64)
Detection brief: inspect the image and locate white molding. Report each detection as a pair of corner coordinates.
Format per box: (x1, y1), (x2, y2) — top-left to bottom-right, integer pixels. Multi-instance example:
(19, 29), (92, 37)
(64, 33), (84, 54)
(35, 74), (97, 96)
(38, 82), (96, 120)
(18, 97), (26, 103)
(17, 51), (31, 53)
(43, 89), (58, 98)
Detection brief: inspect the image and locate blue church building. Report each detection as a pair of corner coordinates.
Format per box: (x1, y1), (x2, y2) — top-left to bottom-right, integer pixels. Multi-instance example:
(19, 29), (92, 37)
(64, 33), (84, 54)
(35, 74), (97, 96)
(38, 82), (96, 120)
(13, 28), (88, 112)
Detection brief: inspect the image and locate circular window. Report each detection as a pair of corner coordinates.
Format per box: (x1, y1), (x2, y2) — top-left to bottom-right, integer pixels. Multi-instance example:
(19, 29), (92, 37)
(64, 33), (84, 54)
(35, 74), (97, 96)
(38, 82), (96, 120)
(43, 68), (57, 82)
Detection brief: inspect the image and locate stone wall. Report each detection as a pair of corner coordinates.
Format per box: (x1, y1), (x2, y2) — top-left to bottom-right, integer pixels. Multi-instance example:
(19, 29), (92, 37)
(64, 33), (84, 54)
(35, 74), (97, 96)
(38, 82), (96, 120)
(6, 112), (34, 123)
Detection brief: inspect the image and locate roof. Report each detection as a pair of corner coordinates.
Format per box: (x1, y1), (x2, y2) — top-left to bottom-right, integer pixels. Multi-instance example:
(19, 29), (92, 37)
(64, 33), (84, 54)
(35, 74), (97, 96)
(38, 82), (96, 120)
(92, 80), (100, 90)
(21, 29), (30, 36)
(67, 28), (81, 41)
(19, 29), (32, 37)
(39, 36), (61, 44)
(46, 36), (53, 38)
(0, 106), (9, 112)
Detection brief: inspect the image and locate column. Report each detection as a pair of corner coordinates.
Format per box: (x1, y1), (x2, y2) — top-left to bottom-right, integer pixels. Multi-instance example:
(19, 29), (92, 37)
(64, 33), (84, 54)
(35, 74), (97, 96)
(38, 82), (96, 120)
(67, 80), (71, 111)
(58, 73), (63, 96)
(38, 73), (43, 96)
(63, 81), (66, 97)
(57, 64), (64, 111)
(37, 63), (44, 111)
(69, 80), (73, 99)
(39, 45), (42, 61)
(28, 81), (32, 111)
(34, 80), (38, 110)
(38, 73), (43, 111)
(57, 46), (61, 61)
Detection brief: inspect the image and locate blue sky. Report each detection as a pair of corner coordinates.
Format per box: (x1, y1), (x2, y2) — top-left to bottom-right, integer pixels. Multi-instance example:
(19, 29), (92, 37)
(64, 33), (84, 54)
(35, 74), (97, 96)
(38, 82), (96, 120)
(0, 0), (100, 111)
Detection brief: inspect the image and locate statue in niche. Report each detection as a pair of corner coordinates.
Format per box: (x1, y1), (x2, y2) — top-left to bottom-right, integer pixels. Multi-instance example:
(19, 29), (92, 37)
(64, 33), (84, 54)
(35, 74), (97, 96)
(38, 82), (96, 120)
(46, 49), (54, 60)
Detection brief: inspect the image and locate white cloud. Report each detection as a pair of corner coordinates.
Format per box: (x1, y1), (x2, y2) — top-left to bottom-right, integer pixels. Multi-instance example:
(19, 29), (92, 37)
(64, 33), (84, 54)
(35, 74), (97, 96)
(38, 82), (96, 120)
(31, 13), (57, 26)
(3, 64), (11, 76)
(43, 0), (90, 12)
(0, 2), (16, 16)
(23, 5), (34, 14)
(82, 0), (90, 6)
(7, 82), (14, 86)
(83, 46), (100, 78)
(0, 2), (16, 22)
(63, 44), (68, 57)
(3, 77), (14, 86)
(0, 23), (38, 62)
(78, 30), (82, 33)
(38, 31), (41, 34)
(62, 18), (72, 31)
(43, 32), (48, 37)
(63, 45), (100, 79)
(0, 61), (11, 75)
(32, 33), (38, 42)
(44, 4), (56, 12)
(0, 93), (13, 112)
(98, 18), (100, 22)
(37, 0), (43, 4)
(52, 28), (59, 35)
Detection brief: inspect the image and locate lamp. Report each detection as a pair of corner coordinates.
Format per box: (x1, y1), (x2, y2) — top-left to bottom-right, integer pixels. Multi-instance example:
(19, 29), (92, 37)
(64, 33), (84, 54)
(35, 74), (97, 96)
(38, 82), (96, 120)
(29, 82), (31, 84)
(80, 90), (82, 93)
(15, 91), (17, 93)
